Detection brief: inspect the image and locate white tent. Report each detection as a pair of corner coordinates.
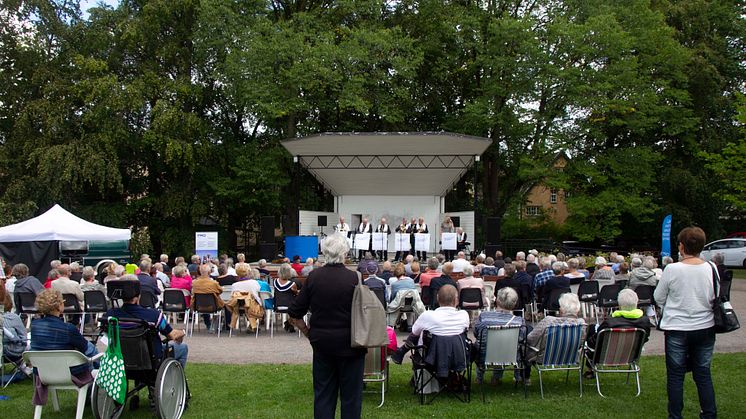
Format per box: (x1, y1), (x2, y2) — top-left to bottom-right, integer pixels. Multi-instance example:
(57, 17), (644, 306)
(0, 204), (131, 242)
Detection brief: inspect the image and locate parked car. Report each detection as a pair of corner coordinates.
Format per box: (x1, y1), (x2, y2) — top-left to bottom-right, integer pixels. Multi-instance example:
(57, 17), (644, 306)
(700, 238), (746, 267)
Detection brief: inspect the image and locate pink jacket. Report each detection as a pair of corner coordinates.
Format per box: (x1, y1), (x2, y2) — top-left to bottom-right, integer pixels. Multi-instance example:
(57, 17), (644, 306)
(171, 275), (193, 306)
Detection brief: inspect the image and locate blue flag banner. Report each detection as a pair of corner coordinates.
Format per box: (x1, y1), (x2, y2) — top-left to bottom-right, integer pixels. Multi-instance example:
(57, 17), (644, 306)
(661, 214), (672, 257)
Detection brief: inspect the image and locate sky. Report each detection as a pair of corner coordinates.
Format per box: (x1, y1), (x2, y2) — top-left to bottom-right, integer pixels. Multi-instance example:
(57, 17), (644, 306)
(79, 0), (120, 18)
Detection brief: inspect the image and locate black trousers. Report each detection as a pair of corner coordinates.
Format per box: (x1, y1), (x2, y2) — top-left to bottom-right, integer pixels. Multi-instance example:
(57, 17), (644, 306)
(377, 250), (388, 261)
(312, 351), (365, 419)
(394, 251), (407, 261)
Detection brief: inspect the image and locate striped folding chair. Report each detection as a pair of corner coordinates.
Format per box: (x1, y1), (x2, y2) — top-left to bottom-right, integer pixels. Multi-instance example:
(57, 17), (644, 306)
(363, 345), (389, 407)
(584, 327), (646, 397)
(533, 323), (585, 399)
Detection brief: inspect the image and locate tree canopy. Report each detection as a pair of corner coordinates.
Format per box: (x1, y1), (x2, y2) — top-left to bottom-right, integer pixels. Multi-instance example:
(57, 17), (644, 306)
(0, 0), (743, 256)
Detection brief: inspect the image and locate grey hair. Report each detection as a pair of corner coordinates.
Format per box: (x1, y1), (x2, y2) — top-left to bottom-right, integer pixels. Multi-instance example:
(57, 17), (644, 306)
(516, 251), (526, 260)
(616, 255), (625, 263)
(251, 269), (261, 279)
(503, 263), (516, 277)
(199, 263), (211, 275)
(496, 287), (519, 311)
(114, 265), (126, 276)
(70, 262), (81, 271)
(551, 261), (564, 275)
(662, 256), (674, 266)
(617, 289), (639, 311)
(82, 266), (96, 280)
(140, 259), (152, 272)
(631, 257), (643, 268)
(278, 263), (295, 280)
(322, 233), (349, 264)
(173, 265), (186, 277)
(643, 257), (657, 269)
(559, 293), (581, 316)
(160, 254), (169, 262)
(427, 257), (439, 270)
(462, 265), (474, 277)
(567, 258), (579, 269)
(526, 254), (536, 263)
(540, 257), (552, 269)
(258, 259), (267, 267)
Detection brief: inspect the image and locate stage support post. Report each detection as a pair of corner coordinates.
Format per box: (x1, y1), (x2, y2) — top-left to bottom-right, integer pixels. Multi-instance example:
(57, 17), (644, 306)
(473, 155), (480, 253)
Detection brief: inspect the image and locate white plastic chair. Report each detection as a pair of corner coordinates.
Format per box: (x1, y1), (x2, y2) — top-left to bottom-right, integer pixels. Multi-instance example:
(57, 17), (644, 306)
(23, 350), (103, 419)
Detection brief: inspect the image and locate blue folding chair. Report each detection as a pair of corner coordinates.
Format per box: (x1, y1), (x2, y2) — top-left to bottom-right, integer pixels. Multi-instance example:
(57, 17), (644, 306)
(533, 323), (585, 399)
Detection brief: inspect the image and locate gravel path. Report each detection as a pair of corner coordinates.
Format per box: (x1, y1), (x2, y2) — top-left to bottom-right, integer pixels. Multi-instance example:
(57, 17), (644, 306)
(181, 281), (746, 364)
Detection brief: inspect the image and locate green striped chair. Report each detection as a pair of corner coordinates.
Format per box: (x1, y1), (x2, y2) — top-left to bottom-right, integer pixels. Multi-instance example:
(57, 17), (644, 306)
(534, 323), (585, 399)
(584, 327), (646, 397)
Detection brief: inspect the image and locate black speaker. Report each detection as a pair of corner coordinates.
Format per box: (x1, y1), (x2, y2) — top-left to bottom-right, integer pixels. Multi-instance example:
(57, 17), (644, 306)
(261, 216), (275, 243)
(451, 216), (460, 228)
(486, 217), (500, 244)
(318, 215), (327, 227)
(485, 244), (500, 259)
(259, 243), (276, 260)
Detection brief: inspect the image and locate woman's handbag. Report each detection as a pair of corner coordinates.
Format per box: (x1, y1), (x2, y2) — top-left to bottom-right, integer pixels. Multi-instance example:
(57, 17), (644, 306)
(709, 263), (740, 334)
(96, 317), (127, 404)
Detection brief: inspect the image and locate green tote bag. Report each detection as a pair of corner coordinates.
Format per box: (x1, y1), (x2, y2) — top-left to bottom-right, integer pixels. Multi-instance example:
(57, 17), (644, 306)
(96, 317), (127, 404)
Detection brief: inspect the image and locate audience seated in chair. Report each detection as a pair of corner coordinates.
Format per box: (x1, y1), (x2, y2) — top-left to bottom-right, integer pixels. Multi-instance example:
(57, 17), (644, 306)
(584, 289), (651, 377)
(473, 287), (530, 384)
(456, 265), (488, 309)
(364, 262), (387, 301)
(391, 285), (469, 364)
(191, 264), (225, 332)
(428, 262), (458, 309)
(106, 278), (188, 368)
(527, 293), (586, 365)
(30, 289), (100, 375)
(227, 264), (263, 333)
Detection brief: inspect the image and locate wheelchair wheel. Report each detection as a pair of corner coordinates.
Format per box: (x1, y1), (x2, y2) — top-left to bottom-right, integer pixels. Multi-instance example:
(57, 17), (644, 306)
(91, 381), (124, 419)
(155, 358), (187, 419)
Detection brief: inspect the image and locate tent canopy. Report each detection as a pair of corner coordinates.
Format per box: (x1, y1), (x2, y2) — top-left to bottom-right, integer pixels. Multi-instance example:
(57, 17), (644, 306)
(0, 204), (131, 243)
(281, 132), (492, 196)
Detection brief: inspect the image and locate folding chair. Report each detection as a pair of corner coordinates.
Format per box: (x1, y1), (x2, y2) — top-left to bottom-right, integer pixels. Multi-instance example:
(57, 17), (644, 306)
(363, 345), (389, 407)
(390, 291), (416, 331)
(14, 292), (38, 329)
(477, 324), (527, 401)
(61, 294), (83, 330)
(459, 288), (484, 313)
(273, 289), (296, 335)
(597, 284), (622, 319)
(533, 323), (585, 399)
(23, 350), (103, 419)
(259, 290), (274, 337)
(584, 327), (646, 397)
(411, 331), (471, 405)
(138, 291), (157, 309)
(162, 289), (191, 329)
(191, 293), (223, 337)
(81, 290), (108, 333)
(543, 287), (570, 317)
(483, 283), (495, 310)
(577, 281), (599, 321)
(1, 324), (28, 388)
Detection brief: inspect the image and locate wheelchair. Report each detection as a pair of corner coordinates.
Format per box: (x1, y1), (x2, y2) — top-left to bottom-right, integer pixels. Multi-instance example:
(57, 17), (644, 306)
(91, 280), (189, 419)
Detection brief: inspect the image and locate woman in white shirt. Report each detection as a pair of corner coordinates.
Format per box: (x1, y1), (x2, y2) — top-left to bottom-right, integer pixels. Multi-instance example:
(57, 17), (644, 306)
(654, 227), (717, 419)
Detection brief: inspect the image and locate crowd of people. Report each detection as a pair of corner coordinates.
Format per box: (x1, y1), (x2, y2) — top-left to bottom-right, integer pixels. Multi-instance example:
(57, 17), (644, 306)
(0, 226), (726, 419)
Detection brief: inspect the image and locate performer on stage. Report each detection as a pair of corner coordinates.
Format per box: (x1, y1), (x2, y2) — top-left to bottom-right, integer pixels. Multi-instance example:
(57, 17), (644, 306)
(335, 216), (350, 237)
(375, 218), (391, 261)
(394, 218), (409, 262)
(441, 216), (455, 261)
(415, 217), (429, 261)
(409, 217), (417, 258)
(456, 227), (468, 253)
(357, 217), (372, 260)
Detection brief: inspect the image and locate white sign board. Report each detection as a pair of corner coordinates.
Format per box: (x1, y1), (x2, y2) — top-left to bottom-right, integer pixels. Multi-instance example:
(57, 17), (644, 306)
(354, 233), (370, 250)
(414, 233), (430, 252)
(372, 232), (388, 251)
(195, 232), (218, 262)
(395, 233), (410, 251)
(441, 233), (457, 250)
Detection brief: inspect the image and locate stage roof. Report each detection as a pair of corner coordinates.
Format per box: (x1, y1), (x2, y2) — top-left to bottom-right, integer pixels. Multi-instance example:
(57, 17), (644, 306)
(281, 132), (492, 196)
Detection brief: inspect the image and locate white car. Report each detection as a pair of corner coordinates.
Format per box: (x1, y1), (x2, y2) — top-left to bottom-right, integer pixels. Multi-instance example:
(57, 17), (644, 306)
(700, 238), (746, 267)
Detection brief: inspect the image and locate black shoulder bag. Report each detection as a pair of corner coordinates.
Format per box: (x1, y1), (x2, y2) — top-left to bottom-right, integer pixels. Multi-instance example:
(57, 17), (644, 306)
(709, 262), (740, 334)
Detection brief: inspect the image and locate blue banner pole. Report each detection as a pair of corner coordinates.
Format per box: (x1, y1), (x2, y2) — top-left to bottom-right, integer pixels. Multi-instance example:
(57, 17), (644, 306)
(661, 214), (672, 257)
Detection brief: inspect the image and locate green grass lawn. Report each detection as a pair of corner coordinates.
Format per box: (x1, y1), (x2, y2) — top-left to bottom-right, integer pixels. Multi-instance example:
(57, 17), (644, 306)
(730, 268), (746, 280)
(2, 353), (746, 418)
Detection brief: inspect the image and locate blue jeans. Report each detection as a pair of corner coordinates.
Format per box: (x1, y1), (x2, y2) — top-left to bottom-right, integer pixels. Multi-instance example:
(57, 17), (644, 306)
(167, 342), (189, 369)
(664, 328), (716, 419)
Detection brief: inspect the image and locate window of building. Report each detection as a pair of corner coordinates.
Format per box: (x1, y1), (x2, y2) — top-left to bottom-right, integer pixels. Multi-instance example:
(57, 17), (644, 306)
(525, 206), (540, 216)
(550, 188), (558, 204)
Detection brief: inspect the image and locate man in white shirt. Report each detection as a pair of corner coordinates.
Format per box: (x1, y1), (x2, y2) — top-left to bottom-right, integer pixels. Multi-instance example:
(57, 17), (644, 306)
(375, 218), (391, 261)
(451, 251), (471, 273)
(335, 216), (350, 237)
(391, 284), (469, 363)
(50, 264), (84, 305)
(154, 262), (171, 287)
(357, 218), (372, 260)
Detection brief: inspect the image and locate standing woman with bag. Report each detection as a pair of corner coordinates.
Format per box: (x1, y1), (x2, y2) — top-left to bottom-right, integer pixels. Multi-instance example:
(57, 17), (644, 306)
(654, 227), (717, 419)
(288, 233), (366, 419)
